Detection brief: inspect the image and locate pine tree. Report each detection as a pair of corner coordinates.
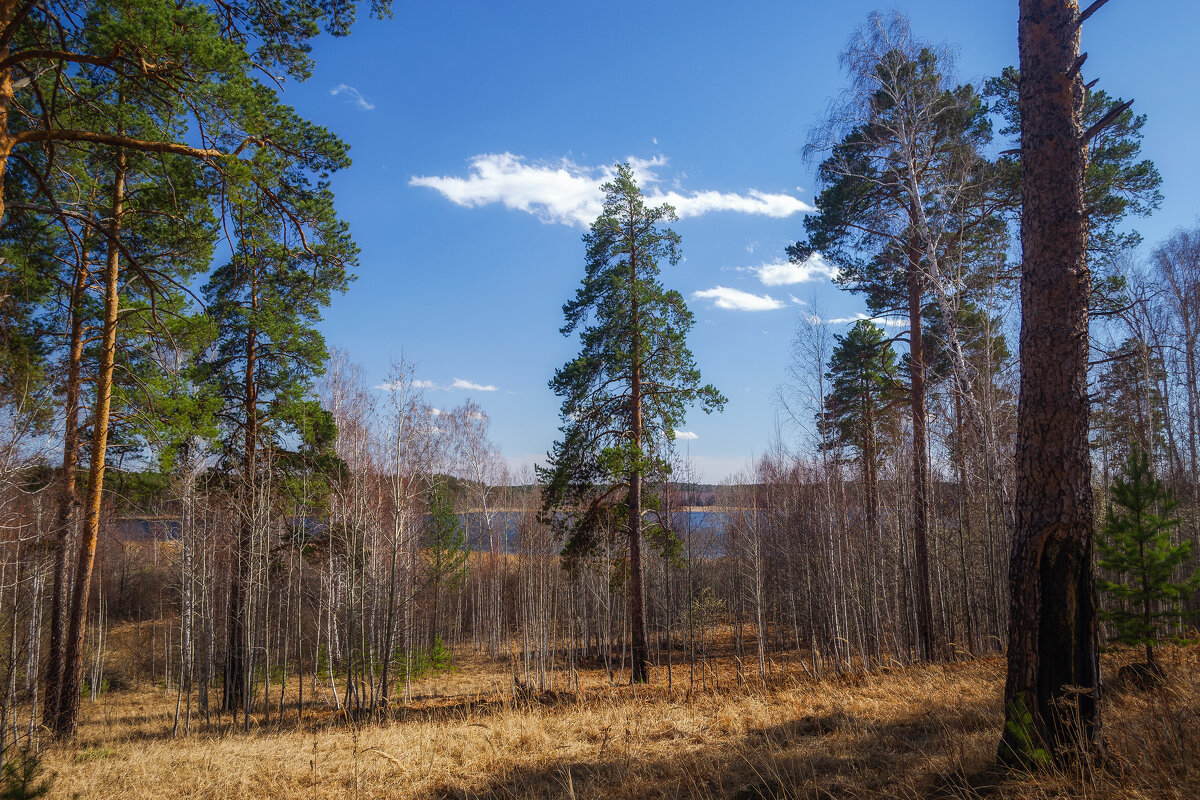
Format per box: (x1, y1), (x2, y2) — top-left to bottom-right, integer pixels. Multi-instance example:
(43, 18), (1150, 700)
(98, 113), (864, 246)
(789, 13), (1002, 660)
(1000, 0), (1159, 764)
(1001, 0), (1102, 765)
(1093, 338), (1167, 465)
(1097, 446), (1198, 668)
(424, 479), (468, 645)
(822, 319), (902, 660)
(985, 67), (1163, 279)
(47, 62), (220, 736)
(823, 320), (903, 470)
(0, 0), (395, 223)
(538, 163), (724, 683)
(204, 169), (356, 715)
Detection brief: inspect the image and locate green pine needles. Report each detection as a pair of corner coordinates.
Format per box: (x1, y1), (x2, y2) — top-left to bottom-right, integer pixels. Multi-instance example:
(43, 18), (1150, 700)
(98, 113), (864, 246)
(425, 480), (469, 589)
(538, 163), (724, 683)
(0, 750), (52, 800)
(424, 479), (469, 638)
(539, 163), (726, 553)
(1097, 445), (1199, 667)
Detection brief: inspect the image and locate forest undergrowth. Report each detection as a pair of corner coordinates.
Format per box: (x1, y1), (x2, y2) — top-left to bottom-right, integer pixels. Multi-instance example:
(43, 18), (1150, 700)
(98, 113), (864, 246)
(34, 630), (1200, 799)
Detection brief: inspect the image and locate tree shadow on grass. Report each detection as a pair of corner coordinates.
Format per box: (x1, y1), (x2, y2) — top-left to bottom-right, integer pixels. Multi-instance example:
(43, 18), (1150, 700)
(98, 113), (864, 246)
(76, 685), (585, 747)
(415, 700), (1007, 800)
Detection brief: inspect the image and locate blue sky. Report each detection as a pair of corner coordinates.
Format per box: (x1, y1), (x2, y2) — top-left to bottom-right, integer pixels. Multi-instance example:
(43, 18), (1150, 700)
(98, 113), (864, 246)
(275, 1), (1200, 482)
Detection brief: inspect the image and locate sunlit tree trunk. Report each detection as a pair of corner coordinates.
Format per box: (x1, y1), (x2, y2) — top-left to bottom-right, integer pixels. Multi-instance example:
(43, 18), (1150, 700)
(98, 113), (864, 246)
(43, 242), (89, 728)
(56, 150), (127, 738)
(1001, 0), (1101, 763)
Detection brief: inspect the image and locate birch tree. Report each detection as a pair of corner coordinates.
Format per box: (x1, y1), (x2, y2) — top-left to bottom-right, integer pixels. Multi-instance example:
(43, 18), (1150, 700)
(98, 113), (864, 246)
(791, 11), (1004, 659)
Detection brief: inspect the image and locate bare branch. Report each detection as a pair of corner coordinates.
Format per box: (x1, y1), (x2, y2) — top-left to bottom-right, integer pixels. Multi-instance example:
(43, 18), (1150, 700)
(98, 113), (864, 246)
(1082, 98), (1134, 143)
(1068, 52), (1088, 78)
(1077, 0), (1113, 27)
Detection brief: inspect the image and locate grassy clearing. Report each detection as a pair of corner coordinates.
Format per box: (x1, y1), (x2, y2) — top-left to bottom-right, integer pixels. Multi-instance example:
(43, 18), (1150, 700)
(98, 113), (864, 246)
(37, 643), (1200, 799)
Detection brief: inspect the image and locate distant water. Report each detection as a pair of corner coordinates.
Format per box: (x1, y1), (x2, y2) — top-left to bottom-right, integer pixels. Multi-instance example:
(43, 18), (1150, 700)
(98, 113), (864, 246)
(116, 508), (736, 554)
(456, 509), (730, 554)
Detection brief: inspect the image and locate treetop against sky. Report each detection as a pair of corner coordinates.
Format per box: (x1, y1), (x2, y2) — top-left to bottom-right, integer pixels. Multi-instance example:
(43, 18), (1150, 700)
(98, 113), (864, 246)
(271, 0), (1199, 482)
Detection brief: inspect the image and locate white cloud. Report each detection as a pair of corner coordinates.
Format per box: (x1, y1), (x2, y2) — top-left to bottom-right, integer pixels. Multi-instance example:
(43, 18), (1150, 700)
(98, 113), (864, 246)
(820, 313), (910, 328)
(375, 379), (424, 392)
(691, 286), (785, 312)
(411, 153), (599, 226)
(450, 378), (498, 392)
(626, 155), (668, 181)
(674, 430), (699, 440)
(403, 378), (499, 392)
(410, 153), (813, 227)
(330, 83), (375, 111)
(753, 253), (839, 286)
(657, 189), (810, 220)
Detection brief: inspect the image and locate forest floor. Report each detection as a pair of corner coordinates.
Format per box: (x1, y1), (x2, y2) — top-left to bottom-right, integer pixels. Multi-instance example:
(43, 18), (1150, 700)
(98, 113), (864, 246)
(35, 639), (1200, 799)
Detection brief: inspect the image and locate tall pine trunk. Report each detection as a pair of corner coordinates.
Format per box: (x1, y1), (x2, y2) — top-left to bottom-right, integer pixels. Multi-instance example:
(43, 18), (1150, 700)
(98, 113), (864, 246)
(56, 149), (127, 738)
(628, 246), (649, 684)
(0, 3), (15, 226)
(1001, 0), (1101, 763)
(224, 271), (258, 714)
(907, 234), (936, 662)
(43, 247), (88, 728)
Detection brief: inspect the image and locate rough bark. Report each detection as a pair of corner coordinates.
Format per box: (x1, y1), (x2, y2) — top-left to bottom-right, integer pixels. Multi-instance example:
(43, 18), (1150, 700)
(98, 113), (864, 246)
(862, 380), (881, 664)
(628, 242), (649, 684)
(0, 1), (16, 226)
(1001, 0), (1101, 764)
(224, 300), (257, 714)
(42, 248), (87, 728)
(55, 149), (126, 738)
(907, 235), (936, 662)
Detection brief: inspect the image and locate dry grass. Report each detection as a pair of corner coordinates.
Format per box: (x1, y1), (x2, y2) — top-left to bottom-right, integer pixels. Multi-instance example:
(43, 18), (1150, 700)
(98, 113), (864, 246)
(38, 642), (1200, 799)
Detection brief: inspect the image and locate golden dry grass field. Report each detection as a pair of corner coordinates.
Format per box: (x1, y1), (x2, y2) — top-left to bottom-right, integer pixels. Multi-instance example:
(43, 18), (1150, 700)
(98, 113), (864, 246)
(37, 642), (1200, 799)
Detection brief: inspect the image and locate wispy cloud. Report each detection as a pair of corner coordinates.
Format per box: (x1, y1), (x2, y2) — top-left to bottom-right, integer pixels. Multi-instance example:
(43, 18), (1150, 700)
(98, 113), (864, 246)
(330, 83), (375, 111)
(382, 377), (498, 392)
(819, 312), (909, 328)
(450, 378), (498, 392)
(410, 153), (813, 227)
(752, 253), (839, 286)
(674, 430), (699, 440)
(375, 379), (422, 392)
(691, 286), (785, 312)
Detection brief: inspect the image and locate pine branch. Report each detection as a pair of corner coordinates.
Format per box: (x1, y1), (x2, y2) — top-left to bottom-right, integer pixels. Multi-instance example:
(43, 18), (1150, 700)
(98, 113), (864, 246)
(1077, 0), (1113, 27)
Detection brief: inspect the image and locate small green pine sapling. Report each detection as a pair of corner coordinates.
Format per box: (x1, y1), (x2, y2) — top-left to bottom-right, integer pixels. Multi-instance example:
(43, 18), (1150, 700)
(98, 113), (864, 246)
(1096, 445), (1200, 668)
